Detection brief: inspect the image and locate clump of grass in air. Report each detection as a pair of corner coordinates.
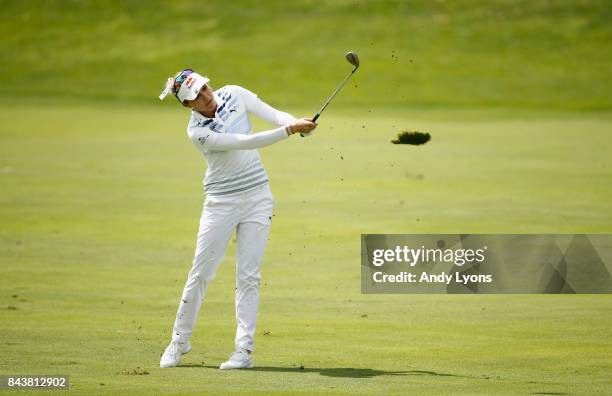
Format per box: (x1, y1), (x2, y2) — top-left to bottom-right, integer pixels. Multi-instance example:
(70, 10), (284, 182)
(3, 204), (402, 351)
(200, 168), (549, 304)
(391, 130), (431, 145)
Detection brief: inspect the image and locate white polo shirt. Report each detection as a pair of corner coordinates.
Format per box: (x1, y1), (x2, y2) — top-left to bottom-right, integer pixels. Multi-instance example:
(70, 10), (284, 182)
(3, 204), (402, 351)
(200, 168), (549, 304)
(187, 85), (296, 196)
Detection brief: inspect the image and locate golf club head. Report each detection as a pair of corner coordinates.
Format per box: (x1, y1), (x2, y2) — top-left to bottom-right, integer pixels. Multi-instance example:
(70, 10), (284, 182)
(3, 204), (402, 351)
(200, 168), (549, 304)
(345, 51), (359, 70)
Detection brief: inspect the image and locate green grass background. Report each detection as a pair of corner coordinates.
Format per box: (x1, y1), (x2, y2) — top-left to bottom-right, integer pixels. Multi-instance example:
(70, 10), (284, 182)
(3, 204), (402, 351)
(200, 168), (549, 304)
(1, 0), (612, 395)
(1, 0), (611, 109)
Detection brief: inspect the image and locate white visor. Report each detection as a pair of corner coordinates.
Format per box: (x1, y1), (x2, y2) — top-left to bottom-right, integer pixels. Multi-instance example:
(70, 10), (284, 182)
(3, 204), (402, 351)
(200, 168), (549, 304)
(177, 73), (210, 103)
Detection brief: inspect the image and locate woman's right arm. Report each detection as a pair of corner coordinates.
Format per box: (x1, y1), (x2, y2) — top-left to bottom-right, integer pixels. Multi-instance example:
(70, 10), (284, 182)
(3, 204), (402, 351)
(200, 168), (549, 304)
(191, 118), (317, 151)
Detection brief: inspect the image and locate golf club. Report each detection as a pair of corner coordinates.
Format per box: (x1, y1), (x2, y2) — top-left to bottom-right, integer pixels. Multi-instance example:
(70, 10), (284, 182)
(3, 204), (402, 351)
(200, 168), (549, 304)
(300, 51), (359, 137)
(312, 51), (360, 123)
(312, 51), (359, 122)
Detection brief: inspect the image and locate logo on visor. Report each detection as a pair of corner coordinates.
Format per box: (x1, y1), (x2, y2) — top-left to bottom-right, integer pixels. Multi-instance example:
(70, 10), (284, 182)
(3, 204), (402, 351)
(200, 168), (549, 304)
(185, 76), (195, 89)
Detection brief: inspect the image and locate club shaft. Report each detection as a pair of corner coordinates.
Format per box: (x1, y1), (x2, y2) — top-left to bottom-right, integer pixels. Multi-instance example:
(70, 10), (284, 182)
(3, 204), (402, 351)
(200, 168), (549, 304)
(313, 68), (356, 122)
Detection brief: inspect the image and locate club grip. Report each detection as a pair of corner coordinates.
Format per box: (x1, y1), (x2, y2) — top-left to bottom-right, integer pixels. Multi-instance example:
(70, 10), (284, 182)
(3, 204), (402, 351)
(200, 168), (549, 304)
(300, 114), (320, 137)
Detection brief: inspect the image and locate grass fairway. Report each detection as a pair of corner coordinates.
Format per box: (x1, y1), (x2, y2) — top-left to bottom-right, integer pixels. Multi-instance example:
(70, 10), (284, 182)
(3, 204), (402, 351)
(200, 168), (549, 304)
(1, 103), (611, 395)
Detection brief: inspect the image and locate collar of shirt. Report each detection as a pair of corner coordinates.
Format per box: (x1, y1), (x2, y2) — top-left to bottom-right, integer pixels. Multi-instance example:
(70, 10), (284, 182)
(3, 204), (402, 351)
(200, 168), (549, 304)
(192, 89), (224, 121)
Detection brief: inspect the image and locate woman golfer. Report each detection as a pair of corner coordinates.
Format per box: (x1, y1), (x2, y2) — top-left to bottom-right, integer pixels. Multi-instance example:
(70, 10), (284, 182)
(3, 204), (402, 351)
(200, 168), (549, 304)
(157, 69), (317, 369)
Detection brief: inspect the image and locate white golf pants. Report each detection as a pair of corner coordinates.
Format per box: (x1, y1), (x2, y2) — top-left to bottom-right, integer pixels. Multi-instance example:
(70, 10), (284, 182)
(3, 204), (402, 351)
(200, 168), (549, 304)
(171, 183), (274, 352)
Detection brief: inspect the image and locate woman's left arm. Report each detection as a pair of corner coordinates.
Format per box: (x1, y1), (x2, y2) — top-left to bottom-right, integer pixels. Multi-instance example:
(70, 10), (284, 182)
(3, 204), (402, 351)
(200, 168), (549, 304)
(232, 85), (296, 126)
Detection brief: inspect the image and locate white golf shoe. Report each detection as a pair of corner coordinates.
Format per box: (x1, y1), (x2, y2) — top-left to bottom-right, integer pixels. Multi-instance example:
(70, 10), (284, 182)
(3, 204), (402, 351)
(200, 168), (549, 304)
(219, 348), (253, 370)
(159, 341), (192, 368)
